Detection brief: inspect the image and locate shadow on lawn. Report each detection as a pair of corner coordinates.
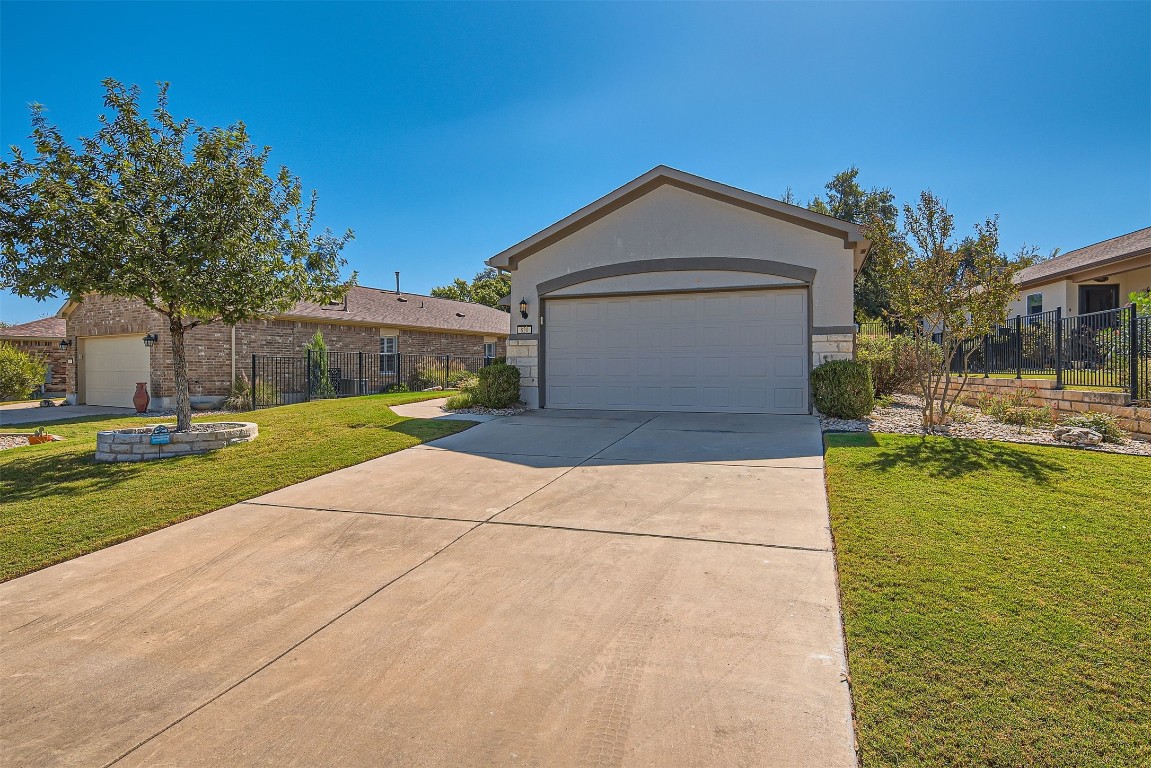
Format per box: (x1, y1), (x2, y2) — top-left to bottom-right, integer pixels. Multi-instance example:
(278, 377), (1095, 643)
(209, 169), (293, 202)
(0, 448), (149, 502)
(862, 435), (1063, 483)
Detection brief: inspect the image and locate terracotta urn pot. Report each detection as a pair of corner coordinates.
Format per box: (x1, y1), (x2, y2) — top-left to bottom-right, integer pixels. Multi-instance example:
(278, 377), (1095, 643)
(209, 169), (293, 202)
(28, 434), (54, 445)
(133, 382), (150, 414)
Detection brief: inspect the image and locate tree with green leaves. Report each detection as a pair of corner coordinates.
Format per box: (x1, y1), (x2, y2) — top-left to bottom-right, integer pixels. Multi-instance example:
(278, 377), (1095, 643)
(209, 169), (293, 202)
(865, 191), (1030, 429)
(807, 167), (899, 320)
(431, 267), (511, 310)
(0, 80), (354, 430)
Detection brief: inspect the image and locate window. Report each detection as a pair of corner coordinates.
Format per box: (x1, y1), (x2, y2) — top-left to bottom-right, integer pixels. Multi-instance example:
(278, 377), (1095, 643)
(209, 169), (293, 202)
(380, 335), (398, 373)
(1026, 293), (1043, 315)
(484, 342), (496, 359)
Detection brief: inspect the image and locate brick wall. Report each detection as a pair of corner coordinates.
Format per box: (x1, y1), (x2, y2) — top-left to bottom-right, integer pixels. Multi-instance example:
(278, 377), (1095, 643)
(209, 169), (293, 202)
(399, 329), (504, 358)
(65, 295), (506, 402)
(942, 377), (1150, 441)
(2, 339), (68, 393)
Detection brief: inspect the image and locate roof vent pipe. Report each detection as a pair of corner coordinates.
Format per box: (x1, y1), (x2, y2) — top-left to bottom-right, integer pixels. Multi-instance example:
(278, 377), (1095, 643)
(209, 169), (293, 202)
(395, 271), (400, 294)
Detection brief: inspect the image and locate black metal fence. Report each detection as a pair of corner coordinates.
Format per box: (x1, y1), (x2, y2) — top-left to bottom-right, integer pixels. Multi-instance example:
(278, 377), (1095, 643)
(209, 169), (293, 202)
(250, 352), (495, 408)
(924, 305), (1149, 401)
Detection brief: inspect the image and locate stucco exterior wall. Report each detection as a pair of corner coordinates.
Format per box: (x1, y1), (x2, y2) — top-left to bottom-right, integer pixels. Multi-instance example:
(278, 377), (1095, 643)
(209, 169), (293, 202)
(1010, 265), (1151, 317)
(507, 185), (856, 330)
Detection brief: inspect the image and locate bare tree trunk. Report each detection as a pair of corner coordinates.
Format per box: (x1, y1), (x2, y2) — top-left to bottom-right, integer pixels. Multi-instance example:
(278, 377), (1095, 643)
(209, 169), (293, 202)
(168, 316), (192, 432)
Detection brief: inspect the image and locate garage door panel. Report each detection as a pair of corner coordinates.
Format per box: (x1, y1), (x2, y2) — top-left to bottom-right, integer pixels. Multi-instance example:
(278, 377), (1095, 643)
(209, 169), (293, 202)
(545, 289), (809, 414)
(83, 336), (151, 408)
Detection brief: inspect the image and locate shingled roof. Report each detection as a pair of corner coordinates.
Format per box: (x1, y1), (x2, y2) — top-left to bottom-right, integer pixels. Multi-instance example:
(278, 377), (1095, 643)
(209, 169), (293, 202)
(279, 285), (510, 336)
(0, 316), (66, 340)
(1015, 227), (1151, 287)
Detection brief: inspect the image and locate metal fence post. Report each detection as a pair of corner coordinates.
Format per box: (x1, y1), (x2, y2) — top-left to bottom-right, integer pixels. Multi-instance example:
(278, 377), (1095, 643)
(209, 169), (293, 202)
(1014, 315), (1023, 379)
(250, 354), (257, 409)
(983, 334), (990, 377)
(443, 354), (450, 388)
(305, 349), (313, 401)
(1130, 305), (1140, 403)
(358, 351), (364, 395)
(1054, 307), (1063, 389)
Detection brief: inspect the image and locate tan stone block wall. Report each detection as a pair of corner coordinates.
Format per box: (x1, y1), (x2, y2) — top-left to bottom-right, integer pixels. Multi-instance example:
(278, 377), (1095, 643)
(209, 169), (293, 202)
(811, 333), (854, 367)
(942, 377), (1150, 440)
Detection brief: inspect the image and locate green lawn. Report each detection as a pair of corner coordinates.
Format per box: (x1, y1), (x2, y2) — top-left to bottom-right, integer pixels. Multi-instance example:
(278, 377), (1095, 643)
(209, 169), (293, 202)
(825, 433), (1150, 767)
(0, 393), (471, 581)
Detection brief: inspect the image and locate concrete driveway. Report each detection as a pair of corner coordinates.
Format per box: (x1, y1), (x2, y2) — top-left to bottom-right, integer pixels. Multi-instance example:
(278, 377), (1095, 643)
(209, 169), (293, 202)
(0, 403), (133, 426)
(0, 408), (856, 767)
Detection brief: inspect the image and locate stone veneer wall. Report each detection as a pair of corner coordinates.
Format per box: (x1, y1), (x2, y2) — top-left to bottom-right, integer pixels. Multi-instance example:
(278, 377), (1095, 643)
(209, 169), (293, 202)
(942, 377), (1150, 440)
(507, 337), (540, 408)
(811, 333), (854, 367)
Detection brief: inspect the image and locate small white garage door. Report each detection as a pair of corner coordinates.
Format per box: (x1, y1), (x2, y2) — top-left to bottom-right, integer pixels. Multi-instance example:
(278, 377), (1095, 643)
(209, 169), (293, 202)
(83, 336), (151, 408)
(544, 288), (809, 414)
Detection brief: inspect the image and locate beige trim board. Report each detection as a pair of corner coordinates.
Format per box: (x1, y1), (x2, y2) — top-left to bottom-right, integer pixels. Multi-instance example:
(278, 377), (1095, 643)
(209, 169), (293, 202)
(536, 258), (816, 296)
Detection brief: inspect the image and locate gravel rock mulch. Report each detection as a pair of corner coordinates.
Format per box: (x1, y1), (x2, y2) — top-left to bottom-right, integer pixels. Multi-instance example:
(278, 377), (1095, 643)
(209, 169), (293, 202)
(0, 435), (30, 451)
(444, 403), (529, 417)
(820, 394), (1151, 457)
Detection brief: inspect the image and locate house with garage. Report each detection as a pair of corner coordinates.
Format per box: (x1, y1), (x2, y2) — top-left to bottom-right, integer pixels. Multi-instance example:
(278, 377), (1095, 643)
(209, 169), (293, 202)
(487, 166), (869, 413)
(0, 317), (68, 394)
(1008, 227), (1150, 318)
(58, 286), (509, 409)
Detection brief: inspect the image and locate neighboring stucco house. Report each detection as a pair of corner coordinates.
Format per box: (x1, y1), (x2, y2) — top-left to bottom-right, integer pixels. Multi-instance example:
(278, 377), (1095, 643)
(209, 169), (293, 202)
(59, 286), (509, 408)
(1008, 227), (1151, 318)
(0, 317), (68, 394)
(487, 166), (868, 414)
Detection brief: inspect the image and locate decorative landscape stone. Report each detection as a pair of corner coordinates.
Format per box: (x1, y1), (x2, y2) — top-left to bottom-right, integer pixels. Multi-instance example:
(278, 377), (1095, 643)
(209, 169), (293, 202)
(94, 422), (258, 462)
(1051, 426), (1103, 446)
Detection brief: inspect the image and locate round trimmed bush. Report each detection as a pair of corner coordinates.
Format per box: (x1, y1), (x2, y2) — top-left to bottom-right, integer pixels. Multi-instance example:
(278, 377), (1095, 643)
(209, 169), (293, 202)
(472, 363), (521, 408)
(810, 359), (875, 419)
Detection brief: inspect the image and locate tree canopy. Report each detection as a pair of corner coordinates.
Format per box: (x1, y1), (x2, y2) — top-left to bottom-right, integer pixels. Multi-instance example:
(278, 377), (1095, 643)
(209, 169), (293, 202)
(0, 80), (354, 429)
(805, 167), (899, 321)
(431, 267), (510, 311)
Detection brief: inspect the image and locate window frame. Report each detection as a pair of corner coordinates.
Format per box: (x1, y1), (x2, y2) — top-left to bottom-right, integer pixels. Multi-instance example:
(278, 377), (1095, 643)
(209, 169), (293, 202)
(1026, 293), (1043, 315)
(380, 335), (398, 373)
(483, 342), (497, 359)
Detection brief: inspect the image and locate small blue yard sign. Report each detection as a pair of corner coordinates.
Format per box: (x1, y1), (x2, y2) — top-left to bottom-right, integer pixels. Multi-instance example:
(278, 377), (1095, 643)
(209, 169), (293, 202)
(149, 425), (171, 445)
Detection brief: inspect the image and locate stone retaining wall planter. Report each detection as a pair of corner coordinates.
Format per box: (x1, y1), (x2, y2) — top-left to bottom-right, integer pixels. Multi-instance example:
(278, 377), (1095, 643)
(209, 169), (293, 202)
(94, 422), (258, 463)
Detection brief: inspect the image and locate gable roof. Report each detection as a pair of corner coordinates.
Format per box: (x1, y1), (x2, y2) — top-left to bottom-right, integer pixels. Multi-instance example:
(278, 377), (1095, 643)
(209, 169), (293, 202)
(486, 165), (870, 271)
(1015, 227), (1151, 287)
(0, 316), (66, 340)
(277, 285), (509, 335)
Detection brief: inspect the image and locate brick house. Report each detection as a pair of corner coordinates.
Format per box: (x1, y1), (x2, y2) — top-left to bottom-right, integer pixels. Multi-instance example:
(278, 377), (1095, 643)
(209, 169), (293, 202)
(0, 317), (68, 395)
(58, 286), (509, 408)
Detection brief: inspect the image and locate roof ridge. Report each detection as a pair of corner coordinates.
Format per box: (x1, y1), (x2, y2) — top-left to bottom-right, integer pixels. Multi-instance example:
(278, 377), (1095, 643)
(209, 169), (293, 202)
(1055, 225), (1151, 258)
(349, 284), (507, 311)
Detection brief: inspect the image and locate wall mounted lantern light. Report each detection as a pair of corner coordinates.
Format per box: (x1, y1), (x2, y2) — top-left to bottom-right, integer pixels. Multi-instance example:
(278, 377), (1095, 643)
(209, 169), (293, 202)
(142, 333), (159, 347)
(59, 338), (73, 349)
(519, 297), (529, 319)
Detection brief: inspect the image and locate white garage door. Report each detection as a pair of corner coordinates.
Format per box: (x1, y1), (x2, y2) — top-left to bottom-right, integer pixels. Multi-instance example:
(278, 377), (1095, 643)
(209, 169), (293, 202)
(544, 288), (809, 414)
(83, 336), (151, 408)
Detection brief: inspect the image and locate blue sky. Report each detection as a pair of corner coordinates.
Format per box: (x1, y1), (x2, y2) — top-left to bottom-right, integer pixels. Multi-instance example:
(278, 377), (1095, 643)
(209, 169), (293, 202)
(2, 1), (1148, 323)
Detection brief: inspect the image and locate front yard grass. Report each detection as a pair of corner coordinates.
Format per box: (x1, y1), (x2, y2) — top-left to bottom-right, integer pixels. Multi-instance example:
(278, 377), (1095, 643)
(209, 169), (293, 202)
(825, 432), (1150, 767)
(0, 392), (470, 581)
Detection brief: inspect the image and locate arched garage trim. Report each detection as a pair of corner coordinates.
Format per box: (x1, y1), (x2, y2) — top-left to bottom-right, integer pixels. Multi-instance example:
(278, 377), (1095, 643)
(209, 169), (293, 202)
(535, 257), (815, 296)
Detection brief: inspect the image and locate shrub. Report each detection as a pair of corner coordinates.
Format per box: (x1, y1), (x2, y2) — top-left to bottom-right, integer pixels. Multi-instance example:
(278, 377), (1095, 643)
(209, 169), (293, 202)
(856, 335), (938, 396)
(222, 373), (278, 411)
(0, 342), (47, 400)
(1061, 411), (1128, 443)
(811, 360), (874, 419)
(306, 331), (336, 397)
(472, 362), (520, 408)
(444, 392), (474, 410)
(447, 369), (477, 388)
(977, 388), (1053, 430)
